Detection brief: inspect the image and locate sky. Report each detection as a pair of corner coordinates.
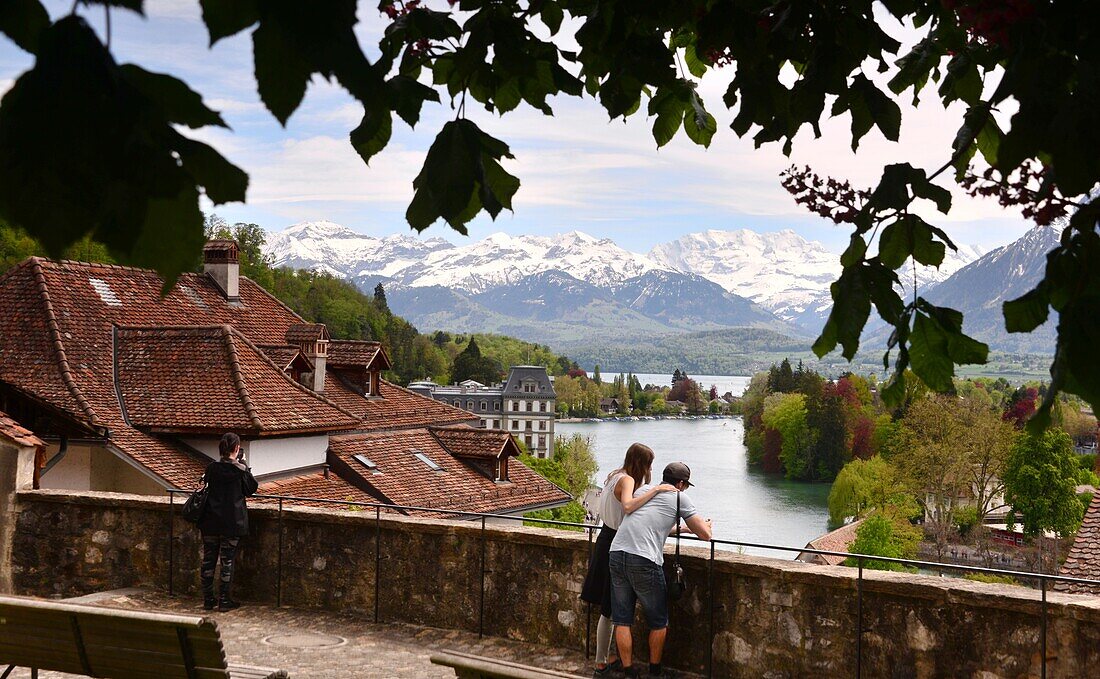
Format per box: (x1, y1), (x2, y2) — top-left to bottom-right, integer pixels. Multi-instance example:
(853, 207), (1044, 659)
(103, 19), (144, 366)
(0, 1), (1036, 255)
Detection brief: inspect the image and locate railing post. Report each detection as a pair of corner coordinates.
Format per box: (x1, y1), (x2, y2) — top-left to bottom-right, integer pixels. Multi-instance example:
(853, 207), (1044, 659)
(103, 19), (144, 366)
(167, 491), (175, 597)
(586, 525), (594, 659)
(1041, 578), (1048, 679)
(707, 540), (715, 679)
(479, 515), (487, 639)
(373, 506), (381, 624)
(276, 498), (284, 608)
(856, 556), (863, 679)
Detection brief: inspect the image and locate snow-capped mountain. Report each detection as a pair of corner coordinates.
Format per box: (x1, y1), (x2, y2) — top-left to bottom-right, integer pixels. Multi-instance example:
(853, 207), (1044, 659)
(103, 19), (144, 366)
(648, 229), (983, 327)
(265, 220), (452, 279)
(922, 223), (1060, 353)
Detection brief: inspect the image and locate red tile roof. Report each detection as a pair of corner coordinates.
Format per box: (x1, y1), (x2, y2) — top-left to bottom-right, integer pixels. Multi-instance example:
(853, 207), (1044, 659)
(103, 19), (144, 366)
(259, 471), (383, 509)
(285, 323), (329, 343)
(1057, 493), (1100, 594)
(0, 410), (44, 448)
(115, 326), (359, 435)
(798, 519), (863, 566)
(256, 345), (312, 372)
(323, 375), (479, 431)
(430, 426), (518, 460)
(327, 340), (391, 370)
(328, 428), (570, 516)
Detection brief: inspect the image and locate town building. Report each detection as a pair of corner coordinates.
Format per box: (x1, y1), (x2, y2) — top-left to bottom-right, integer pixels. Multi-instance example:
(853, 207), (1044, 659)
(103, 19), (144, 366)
(795, 519), (863, 566)
(409, 366), (556, 458)
(0, 244), (570, 519)
(1058, 493), (1100, 594)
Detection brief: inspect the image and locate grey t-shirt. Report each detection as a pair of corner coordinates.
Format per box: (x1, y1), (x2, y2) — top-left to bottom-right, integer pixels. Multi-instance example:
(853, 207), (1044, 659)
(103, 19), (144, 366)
(610, 488), (697, 566)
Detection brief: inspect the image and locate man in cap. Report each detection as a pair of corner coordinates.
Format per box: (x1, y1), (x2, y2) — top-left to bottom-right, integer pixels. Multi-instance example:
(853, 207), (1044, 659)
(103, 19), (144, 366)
(608, 461), (712, 678)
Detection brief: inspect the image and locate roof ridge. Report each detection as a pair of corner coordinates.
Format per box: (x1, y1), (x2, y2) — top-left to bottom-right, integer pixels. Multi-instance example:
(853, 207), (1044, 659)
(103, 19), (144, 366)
(0, 256), (41, 287)
(239, 274), (306, 323)
(30, 258), (100, 426)
(222, 325), (265, 431)
(383, 379), (475, 417)
(226, 325), (362, 425)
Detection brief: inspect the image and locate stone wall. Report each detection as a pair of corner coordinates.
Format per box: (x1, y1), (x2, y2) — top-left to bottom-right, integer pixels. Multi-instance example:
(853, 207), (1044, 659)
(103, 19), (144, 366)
(11, 490), (1100, 678)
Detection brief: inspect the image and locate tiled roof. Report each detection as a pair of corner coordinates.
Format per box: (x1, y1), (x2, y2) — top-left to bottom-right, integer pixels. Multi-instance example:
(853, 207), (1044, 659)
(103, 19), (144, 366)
(324, 376), (479, 431)
(285, 323), (329, 343)
(799, 519), (863, 566)
(256, 345), (312, 372)
(1057, 493), (1100, 594)
(327, 340), (391, 370)
(0, 410), (44, 448)
(430, 426), (517, 460)
(108, 427), (207, 488)
(328, 428), (570, 516)
(115, 326), (360, 435)
(258, 471), (383, 510)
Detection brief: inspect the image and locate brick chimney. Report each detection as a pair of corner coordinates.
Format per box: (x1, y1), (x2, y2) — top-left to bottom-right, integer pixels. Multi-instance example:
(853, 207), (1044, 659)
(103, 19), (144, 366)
(203, 240), (240, 302)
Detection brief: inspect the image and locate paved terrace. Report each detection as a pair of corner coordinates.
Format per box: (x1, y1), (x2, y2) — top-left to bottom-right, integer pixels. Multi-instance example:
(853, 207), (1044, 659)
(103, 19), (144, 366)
(5, 588), (619, 679)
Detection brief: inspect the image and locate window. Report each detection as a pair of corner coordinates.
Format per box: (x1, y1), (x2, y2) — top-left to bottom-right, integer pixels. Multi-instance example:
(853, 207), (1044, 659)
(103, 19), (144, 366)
(511, 401), (519, 412)
(480, 400), (487, 411)
(539, 401), (547, 412)
(467, 400), (474, 410)
(453, 399), (461, 407)
(413, 451), (444, 472)
(512, 421), (519, 430)
(353, 454), (378, 471)
(523, 382), (535, 393)
(538, 435), (545, 449)
(494, 401), (501, 411)
(539, 421), (546, 431)
(525, 435), (533, 448)
(526, 400), (533, 412)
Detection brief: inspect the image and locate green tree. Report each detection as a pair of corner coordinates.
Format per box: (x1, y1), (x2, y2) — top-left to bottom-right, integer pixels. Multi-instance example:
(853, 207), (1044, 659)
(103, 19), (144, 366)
(373, 283), (389, 312)
(451, 338), (501, 386)
(1003, 430), (1085, 539)
(828, 457), (916, 525)
(519, 434), (598, 531)
(844, 513), (921, 573)
(892, 395), (971, 532)
(592, 365), (602, 386)
(761, 393), (812, 480)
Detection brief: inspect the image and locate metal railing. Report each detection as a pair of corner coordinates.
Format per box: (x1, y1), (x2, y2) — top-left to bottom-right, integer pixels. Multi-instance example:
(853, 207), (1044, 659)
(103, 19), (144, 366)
(166, 489), (1100, 678)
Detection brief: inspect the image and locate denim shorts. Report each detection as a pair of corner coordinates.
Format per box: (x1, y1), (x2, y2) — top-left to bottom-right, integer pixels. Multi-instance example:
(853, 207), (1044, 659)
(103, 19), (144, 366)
(608, 550), (668, 630)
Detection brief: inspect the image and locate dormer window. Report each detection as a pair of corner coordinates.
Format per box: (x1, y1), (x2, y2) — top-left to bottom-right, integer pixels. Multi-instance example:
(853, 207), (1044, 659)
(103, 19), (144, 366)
(496, 456), (510, 482)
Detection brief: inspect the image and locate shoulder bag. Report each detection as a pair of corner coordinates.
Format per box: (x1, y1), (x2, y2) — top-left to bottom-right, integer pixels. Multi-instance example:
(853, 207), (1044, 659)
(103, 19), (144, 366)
(667, 491), (687, 601)
(181, 481), (209, 524)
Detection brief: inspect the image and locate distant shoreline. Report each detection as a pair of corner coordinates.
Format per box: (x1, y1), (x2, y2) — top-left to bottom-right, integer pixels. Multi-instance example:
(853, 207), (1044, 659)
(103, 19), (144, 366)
(557, 414), (739, 423)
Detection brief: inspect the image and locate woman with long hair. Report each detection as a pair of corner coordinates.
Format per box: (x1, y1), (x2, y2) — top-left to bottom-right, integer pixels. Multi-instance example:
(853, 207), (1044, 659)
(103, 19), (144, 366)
(580, 442), (676, 676)
(198, 432), (258, 611)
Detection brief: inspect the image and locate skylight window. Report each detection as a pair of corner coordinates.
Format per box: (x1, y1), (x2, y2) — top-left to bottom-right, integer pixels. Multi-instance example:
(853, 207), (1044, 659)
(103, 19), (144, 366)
(412, 451), (444, 472)
(88, 278), (122, 307)
(353, 454), (378, 470)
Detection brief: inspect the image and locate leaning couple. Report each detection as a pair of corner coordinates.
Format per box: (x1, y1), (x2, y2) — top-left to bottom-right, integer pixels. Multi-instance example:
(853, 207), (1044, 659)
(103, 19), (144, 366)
(580, 443), (713, 678)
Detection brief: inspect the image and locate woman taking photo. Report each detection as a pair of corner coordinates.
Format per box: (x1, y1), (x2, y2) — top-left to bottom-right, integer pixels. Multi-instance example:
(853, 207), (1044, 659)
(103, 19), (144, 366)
(580, 442), (676, 676)
(198, 432), (258, 611)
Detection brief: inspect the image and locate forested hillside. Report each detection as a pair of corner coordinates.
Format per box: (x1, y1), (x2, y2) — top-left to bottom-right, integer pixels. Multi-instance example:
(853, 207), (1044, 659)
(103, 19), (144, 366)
(0, 217), (573, 386)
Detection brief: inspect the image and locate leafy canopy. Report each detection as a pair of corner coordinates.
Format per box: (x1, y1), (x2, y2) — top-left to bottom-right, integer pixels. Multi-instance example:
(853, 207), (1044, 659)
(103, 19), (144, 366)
(1, 0), (1099, 419)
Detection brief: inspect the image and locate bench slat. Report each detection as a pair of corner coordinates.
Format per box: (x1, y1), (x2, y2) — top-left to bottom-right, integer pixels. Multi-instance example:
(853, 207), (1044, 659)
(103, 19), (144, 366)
(228, 665), (289, 679)
(430, 651), (588, 679)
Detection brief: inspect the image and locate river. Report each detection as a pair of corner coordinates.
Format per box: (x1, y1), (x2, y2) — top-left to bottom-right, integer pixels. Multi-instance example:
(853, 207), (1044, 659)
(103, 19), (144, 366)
(556, 417), (833, 558)
(616, 373), (752, 398)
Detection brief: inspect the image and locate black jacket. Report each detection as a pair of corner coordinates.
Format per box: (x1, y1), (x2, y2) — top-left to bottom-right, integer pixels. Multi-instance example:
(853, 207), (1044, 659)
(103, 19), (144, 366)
(198, 460), (259, 537)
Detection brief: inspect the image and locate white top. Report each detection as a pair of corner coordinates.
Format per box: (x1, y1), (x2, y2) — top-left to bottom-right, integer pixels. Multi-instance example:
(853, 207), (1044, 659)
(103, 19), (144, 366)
(610, 489), (698, 566)
(597, 471), (628, 530)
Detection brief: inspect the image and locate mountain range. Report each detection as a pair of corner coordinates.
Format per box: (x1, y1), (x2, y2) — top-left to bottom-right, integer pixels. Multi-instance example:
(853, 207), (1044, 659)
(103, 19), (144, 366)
(264, 221), (1055, 358)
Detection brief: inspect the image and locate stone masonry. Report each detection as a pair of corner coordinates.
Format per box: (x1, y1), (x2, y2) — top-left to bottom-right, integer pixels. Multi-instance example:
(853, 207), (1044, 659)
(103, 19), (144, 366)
(10, 489), (1100, 678)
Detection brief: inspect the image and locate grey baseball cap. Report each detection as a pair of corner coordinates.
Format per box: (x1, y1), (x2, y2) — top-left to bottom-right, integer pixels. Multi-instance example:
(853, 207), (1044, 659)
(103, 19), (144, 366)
(663, 461), (694, 487)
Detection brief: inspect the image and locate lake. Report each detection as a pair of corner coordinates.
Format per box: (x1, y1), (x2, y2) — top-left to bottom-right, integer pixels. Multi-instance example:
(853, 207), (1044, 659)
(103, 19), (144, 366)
(557, 417), (832, 558)
(619, 373), (753, 398)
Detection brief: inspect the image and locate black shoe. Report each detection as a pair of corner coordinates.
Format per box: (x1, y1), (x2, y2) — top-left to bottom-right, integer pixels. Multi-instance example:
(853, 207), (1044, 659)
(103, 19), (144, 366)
(203, 597), (217, 611)
(594, 658), (622, 676)
(218, 584), (241, 612)
(623, 667), (640, 679)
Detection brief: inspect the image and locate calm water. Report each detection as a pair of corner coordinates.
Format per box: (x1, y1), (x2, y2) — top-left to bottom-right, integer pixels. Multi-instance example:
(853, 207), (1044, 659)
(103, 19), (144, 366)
(557, 417), (832, 557)
(619, 373), (752, 398)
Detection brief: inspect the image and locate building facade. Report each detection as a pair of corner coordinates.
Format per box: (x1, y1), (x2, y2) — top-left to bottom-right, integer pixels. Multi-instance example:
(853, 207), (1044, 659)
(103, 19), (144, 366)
(410, 367), (557, 458)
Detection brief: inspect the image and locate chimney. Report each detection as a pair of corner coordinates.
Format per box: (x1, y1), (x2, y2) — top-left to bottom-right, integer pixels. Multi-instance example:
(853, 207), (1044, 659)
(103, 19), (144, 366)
(286, 323), (330, 393)
(203, 240), (240, 302)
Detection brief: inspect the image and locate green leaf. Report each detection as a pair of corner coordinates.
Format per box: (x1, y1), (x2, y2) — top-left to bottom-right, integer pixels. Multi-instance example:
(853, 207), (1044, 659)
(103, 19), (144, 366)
(82, 0), (144, 13)
(252, 15), (311, 125)
(174, 136), (248, 204)
(540, 0), (563, 35)
(878, 215), (946, 269)
(388, 75), (439, 127)
(119, 65), (227, 129)
(350, 107), (393, 165)
(649, 87), (685, 148)
(683, 93), (716, 148)
(684, 47), (707, 78)
(852, 75), (900, 143)
(1003, 287), (1050, 333)
(128, 184), (206, 292)
(908, 311), (955, 392)
(0, 0), (48, 53)
(200, 0), (258, 44)
(407, 119), (518, 233)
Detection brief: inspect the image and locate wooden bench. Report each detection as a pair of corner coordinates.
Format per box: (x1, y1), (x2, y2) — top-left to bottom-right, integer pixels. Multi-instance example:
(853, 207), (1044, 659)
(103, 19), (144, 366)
(0, 594), (287, 679)
(430, 650), (588, 679)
